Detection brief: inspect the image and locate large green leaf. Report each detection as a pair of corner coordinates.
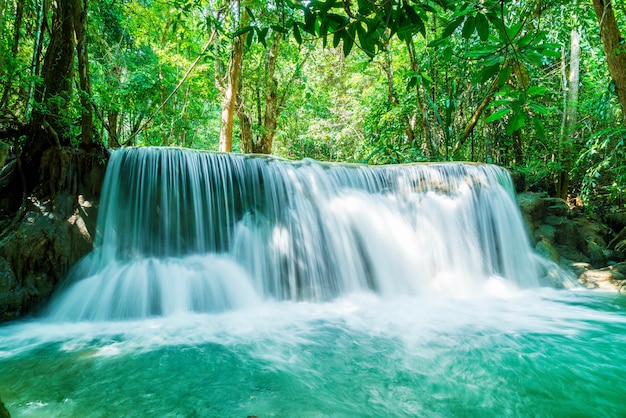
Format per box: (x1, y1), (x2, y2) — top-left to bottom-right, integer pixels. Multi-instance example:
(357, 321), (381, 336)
(485, 107), (511, 122)
(461, 15), (476, 39)
(475, 13), (489, 41)
(506, 112), (525, 134)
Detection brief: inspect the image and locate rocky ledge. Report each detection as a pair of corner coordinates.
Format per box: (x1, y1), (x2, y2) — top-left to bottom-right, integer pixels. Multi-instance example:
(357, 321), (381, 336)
(518, 192), (626, 293)
(0, 147), (106, 320)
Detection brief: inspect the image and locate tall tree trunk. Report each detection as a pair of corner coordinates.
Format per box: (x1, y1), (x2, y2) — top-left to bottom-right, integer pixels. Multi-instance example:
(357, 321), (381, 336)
(557, 29), (581, 200)
(0, 0), (6, 76)
(237, 103), (253, 153)
(74, 0), (93, 146)
(253, 32), (281, 154)
(107, 111), (119, 148)
(406, 37), (430, 154)
(593, 0), (626, 121)
(29, 0), (76, 148)
(218, 4), (248, 153)
(0, 0), (25, 109)
(452, 75), (500, 156)
(25, 0), (46, 119)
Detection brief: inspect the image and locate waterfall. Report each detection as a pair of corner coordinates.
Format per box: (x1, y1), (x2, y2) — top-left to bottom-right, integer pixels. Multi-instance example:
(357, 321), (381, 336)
(48, 147), (560, 321)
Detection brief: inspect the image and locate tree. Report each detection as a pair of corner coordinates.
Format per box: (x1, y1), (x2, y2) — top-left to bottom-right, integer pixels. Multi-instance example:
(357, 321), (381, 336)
(215, 1), (248, 152)
(592, 0), (626, 121)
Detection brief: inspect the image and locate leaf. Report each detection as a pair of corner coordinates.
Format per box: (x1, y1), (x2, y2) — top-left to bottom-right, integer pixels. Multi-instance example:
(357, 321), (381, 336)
(428, 37), (448, 48)
(480, 63), (500, 83)
(245, 7), (256, 22)
(232, 26), (254, 38)
(527, 86), (547, 97)
(532, 116), (545, 139)
(257, 27), (269, 47)
(343, 30), (354, 56)
(357, 0), (373, 15)
(497, 66), (512, 86)
(292, 22), (302, 44)
(333, 29), (343, 48)
(506, 22), (523, 41)
(465, 45), (499, 58)
(304, 11), (316, 34)
(461, 15), (475, 39)
(475, 13), (489, 41)
(246, 30), (254, 47)
(524, 51), (544, 67)
(270, 25), (288, 35)
(442, 16), (464, 38)
(485, 107), (511, 122)
(515, 32), (535, 49)
(529, 103), (549, 115)
(506, 112), (525, 135)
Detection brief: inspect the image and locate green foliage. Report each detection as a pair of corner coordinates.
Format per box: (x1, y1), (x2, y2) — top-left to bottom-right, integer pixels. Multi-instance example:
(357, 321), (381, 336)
(575, 126), (626, 205)
(0, 0), (624, 206)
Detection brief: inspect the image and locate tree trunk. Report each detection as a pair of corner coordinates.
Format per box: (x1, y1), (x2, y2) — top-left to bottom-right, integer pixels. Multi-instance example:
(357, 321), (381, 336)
(74, 0), (94, 146)
(0, 0), (5, 76)
(218, 5), (248, 152)
(28, 0), (76, 158)
(107, 111), (119, 148)
(25, 0), (46, 119)
(0, 0), (25, 109)
(557, 29), (581, 200)
(237, 105), (253, 153)
(253, 32), (281, 154)
(453, 75), (500, 156)
(592, 0), (626, 121)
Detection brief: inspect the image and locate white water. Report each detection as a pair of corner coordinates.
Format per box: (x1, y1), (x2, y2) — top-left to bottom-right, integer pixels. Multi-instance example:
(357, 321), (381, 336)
(5, 147), (625, 417)
(47, 147), (567, 321)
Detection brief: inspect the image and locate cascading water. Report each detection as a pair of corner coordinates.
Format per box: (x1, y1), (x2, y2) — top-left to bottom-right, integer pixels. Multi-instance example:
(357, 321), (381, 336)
(48, 147), (555, 320)
(2, 147), (625, 418)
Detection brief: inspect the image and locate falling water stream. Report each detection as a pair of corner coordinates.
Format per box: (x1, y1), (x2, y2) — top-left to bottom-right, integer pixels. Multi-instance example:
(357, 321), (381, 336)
(1, 147), (625, 417)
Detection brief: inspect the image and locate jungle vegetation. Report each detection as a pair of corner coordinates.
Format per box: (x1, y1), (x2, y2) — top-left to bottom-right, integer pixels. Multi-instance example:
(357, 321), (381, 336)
(0, 0), (624, 205)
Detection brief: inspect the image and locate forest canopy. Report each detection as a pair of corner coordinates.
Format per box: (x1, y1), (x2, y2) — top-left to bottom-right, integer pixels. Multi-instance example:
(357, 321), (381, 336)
(0, 0), (625, 203)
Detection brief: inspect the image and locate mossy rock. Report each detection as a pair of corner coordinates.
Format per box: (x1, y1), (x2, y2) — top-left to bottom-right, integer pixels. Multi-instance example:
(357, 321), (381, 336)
(535, 238), (560, 263)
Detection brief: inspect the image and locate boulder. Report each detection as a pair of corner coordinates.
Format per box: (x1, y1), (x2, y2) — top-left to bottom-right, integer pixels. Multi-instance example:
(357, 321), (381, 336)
(0, 147), (106, 320)
(517, 192), (621, 269)
(577, 262), (626, 292)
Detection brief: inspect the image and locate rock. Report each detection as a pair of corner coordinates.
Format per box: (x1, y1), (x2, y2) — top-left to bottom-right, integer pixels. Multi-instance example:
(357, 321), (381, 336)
(535, 238), (559, 263)
(544, 198), (570, 217)
(604, 212), (626, 232)
(517, 192), (546, 232)
(517, 191), (623, 271)
(578, 264), (626, 291)
(0, 147), (107, 320)
(0, 396), (9, 418)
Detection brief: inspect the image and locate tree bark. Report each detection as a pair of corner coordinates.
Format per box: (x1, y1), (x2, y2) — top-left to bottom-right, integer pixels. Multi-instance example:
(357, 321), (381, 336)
(452, 75), (500, 156)
(218, 4), (248, 153)
(0, 0), (25, 109)
(406, 37), (430, 155)
(74, 0), (94, 146)
(253, 31), (281, 154)
(28, 0), (76, 157)
(557, 29), (581, 200)
(592, 0), (626, 121)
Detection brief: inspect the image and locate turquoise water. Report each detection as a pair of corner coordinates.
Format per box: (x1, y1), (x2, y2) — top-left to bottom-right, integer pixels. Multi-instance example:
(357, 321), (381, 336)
(2, 289), (625, 417)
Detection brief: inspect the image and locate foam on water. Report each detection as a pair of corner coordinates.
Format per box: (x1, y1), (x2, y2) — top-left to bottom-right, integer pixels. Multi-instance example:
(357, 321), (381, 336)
(2, 290), (626, 416)
(5, 147), (615, 417)
(45, 147), (572, 321)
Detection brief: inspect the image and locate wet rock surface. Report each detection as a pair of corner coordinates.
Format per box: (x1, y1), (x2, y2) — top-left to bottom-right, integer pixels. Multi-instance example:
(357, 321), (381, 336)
(0, 147), (106, 320)
(518, 192), (626, 292)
